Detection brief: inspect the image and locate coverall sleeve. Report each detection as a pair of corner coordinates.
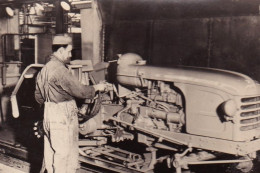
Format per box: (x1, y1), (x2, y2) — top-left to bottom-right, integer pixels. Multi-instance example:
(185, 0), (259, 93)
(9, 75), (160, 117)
(35, 82), (44, 105)
(58, 68), (96, 99)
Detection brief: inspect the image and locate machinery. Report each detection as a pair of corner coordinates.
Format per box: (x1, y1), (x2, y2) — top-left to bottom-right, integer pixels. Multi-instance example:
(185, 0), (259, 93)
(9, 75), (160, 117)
(11, 53), (260, 173)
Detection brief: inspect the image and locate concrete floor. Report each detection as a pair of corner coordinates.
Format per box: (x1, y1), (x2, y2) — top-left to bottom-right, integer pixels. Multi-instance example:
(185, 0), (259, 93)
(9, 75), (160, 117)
(0, 121), (43, 173)
(0, 163), (26, 173)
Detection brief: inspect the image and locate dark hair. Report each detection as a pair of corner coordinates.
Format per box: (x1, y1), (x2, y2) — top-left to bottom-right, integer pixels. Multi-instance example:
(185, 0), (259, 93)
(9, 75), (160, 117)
(52, 44), (69, 52)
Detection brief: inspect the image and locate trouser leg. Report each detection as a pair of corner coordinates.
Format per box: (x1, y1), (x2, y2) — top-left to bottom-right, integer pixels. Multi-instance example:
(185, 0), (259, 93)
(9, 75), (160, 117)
(50, 123), (70, 173)
(39, 157), (45, 173)
(67, 116), (79, 173)
(43, 100), (78, 173)
(44, 135), (54, 173)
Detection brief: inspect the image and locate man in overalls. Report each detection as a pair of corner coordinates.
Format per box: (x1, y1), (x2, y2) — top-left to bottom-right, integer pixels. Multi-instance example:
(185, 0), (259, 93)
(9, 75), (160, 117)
(35, 34), (105, 173)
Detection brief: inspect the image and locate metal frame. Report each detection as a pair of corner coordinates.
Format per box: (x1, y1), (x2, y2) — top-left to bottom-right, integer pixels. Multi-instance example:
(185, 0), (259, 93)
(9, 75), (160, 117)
(11, 64), (44, 118)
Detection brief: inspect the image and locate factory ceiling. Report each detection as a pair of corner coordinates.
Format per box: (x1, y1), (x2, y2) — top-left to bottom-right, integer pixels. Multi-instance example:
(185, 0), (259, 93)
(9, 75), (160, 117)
(0, 0), (259, 22)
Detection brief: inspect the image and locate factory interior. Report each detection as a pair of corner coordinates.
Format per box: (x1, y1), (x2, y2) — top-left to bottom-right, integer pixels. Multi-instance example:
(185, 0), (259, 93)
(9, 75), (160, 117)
(0, 0), (260, 173)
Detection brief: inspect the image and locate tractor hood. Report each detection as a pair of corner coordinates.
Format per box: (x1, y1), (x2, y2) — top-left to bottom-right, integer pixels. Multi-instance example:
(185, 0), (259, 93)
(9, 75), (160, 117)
(117, 64), (260, 96)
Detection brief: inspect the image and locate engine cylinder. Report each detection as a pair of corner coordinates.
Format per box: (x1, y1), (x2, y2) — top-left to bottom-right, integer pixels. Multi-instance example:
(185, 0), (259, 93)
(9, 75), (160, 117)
(140, 106), (185, 124)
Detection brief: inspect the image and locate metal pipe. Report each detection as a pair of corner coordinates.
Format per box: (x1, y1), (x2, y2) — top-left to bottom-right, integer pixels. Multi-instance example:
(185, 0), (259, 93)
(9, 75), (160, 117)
(1, 64), (7, 86)
(188, 159), (251, 165)
(79, 156), (123, 173)
(55, 0), (66, 34)
(95, 149), (131, 162)
(34, 35), (38, 64)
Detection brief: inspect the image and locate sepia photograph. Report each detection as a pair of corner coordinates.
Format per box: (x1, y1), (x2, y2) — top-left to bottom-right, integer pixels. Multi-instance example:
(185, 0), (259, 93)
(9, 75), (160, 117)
(0, 0), (260, 173)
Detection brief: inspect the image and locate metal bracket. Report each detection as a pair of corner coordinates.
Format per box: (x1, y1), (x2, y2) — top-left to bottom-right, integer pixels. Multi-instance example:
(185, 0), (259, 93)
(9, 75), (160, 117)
(173, 147), (193, 173)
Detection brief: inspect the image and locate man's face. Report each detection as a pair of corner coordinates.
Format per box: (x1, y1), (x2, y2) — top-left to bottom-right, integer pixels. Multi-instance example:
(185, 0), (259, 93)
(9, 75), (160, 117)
(61, 44), (72, 64)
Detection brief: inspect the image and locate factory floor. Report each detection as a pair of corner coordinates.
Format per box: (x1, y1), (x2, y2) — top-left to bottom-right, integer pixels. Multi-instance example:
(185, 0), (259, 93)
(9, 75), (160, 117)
(0, 123), (20, 146)
(0, 120), (43, 173)
(0, 162), (26, 173)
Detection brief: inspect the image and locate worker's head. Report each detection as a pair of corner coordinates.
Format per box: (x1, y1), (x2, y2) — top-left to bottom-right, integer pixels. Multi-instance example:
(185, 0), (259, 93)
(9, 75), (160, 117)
(52, 34), (72, 64)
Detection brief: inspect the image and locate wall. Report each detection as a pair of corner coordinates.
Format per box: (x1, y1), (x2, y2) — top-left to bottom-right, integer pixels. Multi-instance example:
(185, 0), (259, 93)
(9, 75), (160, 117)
(106, 21), (150, 61)
(211, 16), (260, 80)
(81, 0), (103, 65)
(106, 16), (260, 81)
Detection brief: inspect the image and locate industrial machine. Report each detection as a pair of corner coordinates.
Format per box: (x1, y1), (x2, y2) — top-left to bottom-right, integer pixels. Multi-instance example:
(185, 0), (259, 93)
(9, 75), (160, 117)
(11, 53), (260, 173)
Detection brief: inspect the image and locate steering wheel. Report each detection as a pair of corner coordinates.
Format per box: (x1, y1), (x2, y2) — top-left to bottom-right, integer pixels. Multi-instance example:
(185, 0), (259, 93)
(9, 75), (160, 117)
(78, 91), (102, 122)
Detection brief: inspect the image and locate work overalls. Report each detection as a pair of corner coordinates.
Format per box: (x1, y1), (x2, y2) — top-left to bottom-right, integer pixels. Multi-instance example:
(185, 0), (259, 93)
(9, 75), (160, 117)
(43, 91), (79, 173)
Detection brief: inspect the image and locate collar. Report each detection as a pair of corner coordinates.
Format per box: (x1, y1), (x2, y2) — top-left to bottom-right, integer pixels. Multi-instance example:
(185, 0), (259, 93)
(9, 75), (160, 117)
(50, 54), (71, 69)
(50, 54), (65, 65)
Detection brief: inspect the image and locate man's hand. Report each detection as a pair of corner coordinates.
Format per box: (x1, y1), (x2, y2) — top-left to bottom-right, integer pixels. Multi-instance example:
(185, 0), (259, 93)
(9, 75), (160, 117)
(93, 83), (106, 92)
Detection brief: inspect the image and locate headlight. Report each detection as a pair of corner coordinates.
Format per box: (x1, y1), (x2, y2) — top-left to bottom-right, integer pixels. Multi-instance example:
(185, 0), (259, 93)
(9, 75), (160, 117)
(223, 99), (237, 117)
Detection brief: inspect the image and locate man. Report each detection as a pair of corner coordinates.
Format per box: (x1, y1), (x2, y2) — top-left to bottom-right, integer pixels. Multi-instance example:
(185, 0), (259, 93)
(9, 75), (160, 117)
(35, 34), (105, 173)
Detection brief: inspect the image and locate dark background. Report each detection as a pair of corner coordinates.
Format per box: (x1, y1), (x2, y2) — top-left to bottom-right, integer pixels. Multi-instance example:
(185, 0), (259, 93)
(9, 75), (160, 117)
(99, 0), (260, 82)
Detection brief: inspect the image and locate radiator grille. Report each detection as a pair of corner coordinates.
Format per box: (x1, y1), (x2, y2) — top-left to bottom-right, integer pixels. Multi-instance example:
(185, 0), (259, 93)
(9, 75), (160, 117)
(240, 96), (260, 131)
(241, 96), (260, 103)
